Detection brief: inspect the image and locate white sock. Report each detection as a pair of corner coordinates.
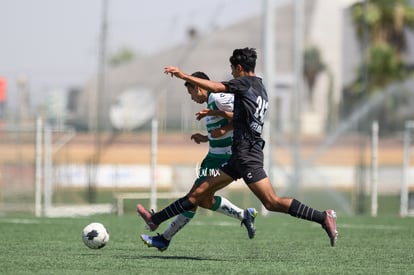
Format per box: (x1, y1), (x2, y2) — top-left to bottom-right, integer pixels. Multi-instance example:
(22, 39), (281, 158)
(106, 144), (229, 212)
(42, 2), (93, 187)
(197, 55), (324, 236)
(162, 212), (194, 240)
(213, 196), (244, 221)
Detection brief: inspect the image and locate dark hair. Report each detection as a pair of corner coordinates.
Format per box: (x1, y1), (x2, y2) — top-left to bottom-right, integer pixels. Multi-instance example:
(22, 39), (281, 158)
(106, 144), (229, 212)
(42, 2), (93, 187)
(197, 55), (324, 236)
(184, 71), (210, 88)
(229, 47), (257, 73)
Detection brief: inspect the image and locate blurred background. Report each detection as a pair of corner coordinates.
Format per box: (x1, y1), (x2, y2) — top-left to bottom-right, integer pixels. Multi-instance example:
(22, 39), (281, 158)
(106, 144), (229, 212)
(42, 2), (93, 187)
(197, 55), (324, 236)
(1, 0), (414, 218)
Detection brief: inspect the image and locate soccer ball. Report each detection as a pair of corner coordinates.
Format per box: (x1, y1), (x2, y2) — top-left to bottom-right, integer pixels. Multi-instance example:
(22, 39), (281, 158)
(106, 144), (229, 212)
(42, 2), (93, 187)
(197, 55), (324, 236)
(81, 222), (110, 249)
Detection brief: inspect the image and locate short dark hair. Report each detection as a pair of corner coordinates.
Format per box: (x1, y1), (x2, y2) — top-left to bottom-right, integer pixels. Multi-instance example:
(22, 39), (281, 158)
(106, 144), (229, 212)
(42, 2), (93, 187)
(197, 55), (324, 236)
(229, 47), (257, 73)
(184, 71), (210, 88)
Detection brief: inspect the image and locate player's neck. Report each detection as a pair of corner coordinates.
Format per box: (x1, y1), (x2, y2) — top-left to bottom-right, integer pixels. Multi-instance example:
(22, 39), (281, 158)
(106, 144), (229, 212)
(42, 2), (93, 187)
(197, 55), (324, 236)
(239, 71), (255, 77)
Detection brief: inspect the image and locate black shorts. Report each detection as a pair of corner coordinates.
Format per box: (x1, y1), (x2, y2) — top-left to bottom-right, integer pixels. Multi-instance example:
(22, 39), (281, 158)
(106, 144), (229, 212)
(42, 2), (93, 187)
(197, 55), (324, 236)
(220, 139), (267, 184)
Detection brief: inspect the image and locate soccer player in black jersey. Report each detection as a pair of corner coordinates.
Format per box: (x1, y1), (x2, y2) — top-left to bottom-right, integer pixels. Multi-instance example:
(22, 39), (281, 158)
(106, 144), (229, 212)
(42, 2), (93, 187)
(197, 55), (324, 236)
(138, 47), (338, 247)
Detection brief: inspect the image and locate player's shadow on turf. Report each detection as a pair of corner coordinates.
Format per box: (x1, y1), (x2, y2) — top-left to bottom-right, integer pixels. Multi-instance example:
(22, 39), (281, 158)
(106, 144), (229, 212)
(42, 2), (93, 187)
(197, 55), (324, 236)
(115, 255), (225, 261)
(142, 255), (225, 261)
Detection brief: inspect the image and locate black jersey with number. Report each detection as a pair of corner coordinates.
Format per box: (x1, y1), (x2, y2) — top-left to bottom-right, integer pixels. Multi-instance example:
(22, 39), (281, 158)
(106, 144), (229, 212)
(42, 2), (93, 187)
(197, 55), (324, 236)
(222, 76), (268, 142)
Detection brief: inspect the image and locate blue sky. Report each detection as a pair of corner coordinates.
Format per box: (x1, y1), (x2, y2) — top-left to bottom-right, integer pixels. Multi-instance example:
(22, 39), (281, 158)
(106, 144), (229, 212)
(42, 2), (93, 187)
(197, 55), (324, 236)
(0, 0), (271, 111)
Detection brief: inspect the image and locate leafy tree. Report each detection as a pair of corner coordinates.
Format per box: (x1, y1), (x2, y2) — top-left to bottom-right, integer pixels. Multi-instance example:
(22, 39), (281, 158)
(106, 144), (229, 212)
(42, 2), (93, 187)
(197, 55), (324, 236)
(108, 47), (137, 67)
(342, 0), (414, 133)
(303, 46), (326, 108)
(351, 0), (414, 53)
(349, 41), (406, 93)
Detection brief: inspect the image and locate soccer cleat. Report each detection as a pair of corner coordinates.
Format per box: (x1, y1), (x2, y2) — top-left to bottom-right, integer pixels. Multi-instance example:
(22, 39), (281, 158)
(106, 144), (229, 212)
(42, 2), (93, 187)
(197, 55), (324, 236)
(322, 209), (338, 247)
(241, 208), (257, 239)
(136, 204), (158, 231)
(140, 233), (170, 252)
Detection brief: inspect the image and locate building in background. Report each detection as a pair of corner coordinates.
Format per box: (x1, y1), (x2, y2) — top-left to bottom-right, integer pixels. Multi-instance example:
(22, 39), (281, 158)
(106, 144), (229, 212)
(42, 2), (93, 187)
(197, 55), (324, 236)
(71, 0), (412, 135)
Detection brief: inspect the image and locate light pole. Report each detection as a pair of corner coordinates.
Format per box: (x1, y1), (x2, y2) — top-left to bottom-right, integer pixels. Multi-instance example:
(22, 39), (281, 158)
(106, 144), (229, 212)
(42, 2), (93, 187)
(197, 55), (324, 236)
(292, 0), (304, 196)
(89, 0), (109, 203)
(17, 74), (29, 125)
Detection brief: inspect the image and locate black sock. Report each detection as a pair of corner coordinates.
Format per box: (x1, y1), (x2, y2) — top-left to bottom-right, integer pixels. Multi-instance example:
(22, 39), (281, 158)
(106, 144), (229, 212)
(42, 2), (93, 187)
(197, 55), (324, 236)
(288, 199), (326, 224)
(152, 196), (195, 225)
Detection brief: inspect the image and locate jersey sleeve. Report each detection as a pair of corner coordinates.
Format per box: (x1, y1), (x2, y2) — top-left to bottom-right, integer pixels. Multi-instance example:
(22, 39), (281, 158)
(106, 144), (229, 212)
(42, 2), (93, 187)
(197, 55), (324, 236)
(221, 78), (249, 95)
(212, 93), (234, 112)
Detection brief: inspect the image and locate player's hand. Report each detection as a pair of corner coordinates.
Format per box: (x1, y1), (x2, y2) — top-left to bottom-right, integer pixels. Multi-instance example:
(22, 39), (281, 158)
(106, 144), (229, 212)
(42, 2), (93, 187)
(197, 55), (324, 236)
(210, 128), (226, 138)
(195, 108), (211, 120)
(191, 133), (208, 144)
(164, 66), (184, 79)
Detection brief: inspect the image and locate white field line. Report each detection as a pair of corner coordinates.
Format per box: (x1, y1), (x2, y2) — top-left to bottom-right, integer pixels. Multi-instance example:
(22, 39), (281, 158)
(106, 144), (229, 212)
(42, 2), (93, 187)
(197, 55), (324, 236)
(0, 218), (43, 224)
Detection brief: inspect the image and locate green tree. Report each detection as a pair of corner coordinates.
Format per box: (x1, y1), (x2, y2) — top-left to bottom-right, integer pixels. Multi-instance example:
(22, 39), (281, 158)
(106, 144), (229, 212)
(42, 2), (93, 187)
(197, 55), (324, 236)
(303, 46), (326, 108)
(349, 0), (414, 94)
(349, 41), (406, 93)
(351, 0), (414, 53)
(343, 0), (414, 132)
(108, 47), (137, 67)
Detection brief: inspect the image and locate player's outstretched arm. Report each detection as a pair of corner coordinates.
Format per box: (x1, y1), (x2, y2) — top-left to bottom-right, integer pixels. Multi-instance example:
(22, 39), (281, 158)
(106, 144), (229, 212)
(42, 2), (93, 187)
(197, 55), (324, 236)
(164, 66), (227, 93)
(195, 109), (233, 121)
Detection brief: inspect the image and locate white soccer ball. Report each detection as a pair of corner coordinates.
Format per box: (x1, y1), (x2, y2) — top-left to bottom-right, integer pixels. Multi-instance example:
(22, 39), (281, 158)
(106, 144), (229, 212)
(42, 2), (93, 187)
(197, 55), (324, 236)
(82, 222), (110, 249)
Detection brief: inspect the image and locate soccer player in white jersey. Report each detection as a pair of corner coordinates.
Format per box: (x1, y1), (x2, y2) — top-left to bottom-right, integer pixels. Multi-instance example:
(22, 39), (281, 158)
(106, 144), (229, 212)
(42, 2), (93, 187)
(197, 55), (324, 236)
(140, 71), (257, 252)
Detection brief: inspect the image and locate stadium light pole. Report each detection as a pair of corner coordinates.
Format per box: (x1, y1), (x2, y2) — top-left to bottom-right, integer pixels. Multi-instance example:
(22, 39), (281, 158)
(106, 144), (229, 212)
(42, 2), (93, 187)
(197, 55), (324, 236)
(292, 0), (304, 195)
(262, 0), (276, 216)
(355, 0), (369, 215)
(89, 0), (109, 203)
(16, 74), (29, 126)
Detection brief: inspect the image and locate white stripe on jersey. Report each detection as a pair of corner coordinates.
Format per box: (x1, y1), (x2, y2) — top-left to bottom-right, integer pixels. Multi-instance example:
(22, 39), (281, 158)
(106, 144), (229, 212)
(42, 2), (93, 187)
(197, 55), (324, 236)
(207, 93), (234, 156)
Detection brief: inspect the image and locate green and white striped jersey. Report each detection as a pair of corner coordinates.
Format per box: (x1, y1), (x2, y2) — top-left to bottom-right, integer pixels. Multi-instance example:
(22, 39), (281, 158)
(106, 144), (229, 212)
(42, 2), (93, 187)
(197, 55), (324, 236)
(206, 92), (234, 158)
